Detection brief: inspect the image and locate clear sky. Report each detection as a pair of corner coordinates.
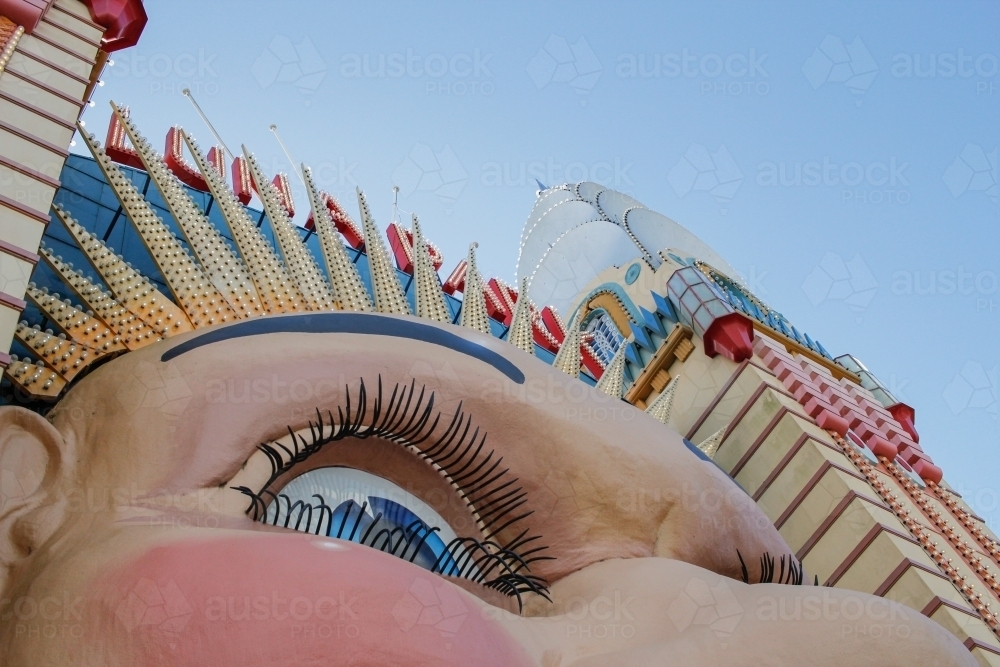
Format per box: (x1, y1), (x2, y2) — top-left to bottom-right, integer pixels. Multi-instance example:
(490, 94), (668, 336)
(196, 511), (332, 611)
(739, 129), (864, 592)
(80, 1), (1000, 521)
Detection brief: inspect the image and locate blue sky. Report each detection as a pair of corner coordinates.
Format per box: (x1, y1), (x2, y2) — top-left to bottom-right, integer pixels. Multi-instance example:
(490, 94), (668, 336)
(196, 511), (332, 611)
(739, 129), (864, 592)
(80, 1), (1000, 519)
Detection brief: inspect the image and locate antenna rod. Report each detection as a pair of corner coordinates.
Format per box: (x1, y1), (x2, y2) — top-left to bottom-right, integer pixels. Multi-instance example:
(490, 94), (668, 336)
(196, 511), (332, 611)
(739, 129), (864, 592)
(268, 124), (306, 189)
(181, 88), (233, 161)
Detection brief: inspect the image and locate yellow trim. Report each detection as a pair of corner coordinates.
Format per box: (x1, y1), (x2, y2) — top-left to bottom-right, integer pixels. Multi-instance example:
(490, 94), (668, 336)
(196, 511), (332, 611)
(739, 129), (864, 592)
(581, 291), (632, 336)
(624, 325), (693, 405)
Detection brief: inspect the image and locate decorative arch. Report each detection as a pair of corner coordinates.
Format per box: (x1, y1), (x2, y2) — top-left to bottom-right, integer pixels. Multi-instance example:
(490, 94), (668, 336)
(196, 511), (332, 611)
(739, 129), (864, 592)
(570, 283), (641, 338)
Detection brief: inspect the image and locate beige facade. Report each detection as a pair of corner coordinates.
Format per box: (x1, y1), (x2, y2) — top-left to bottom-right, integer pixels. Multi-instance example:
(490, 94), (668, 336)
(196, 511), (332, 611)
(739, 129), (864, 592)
(574, 254), (1000, 665)
(0, 0), (106, 367)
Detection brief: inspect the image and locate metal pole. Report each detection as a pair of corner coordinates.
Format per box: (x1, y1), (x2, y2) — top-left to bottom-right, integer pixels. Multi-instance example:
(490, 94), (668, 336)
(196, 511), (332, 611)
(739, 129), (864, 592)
(181, 88), (234, 161)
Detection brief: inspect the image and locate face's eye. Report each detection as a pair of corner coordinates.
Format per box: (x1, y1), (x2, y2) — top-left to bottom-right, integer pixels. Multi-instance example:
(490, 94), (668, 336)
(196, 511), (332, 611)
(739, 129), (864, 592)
(226, 377), (552, 610)
(265, 466), (465, 575)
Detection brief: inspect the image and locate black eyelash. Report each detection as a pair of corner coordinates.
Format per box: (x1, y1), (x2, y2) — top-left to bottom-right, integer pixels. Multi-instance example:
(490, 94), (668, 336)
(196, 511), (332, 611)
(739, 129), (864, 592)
(231, 376), (553, 610)
(738, 550), (811, 585)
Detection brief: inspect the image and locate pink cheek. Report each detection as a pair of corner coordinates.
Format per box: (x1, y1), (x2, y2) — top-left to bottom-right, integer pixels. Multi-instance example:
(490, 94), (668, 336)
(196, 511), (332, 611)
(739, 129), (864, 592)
(94, 533), (532, 667)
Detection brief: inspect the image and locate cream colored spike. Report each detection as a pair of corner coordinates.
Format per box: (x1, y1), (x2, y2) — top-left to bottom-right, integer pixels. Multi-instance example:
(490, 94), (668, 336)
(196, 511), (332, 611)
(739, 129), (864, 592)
(356, 187), (411, 315)
(301, 164), (372, 312)
(14, 321), (106, 383)
(506, 276), (534, 355)
(241, 147), (335, 311)
(411, 214), (450, 323)
(595, 342), (627, 399)
(24, 283), (126, 355)
(181, 130), (302, 314)
(110, 103), (262, 319)
(645, 376), (679, 425)
(697, 426), (727, 459)
(38, 244), (160, 350)
(459, 243), (490, 334)
(551, 312), (582, 377)
(52, 206), (191, 336)
(3, 357), (65, 399)
(75, 123), (232, 329)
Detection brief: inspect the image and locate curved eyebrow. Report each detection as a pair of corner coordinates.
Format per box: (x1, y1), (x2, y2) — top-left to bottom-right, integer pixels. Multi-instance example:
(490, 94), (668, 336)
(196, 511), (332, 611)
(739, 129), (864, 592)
(159, 313), (526, 384)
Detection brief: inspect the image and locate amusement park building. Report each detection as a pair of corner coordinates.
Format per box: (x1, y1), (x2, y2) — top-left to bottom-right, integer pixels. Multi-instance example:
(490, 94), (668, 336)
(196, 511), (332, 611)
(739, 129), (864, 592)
(2, 1), (1000, 664)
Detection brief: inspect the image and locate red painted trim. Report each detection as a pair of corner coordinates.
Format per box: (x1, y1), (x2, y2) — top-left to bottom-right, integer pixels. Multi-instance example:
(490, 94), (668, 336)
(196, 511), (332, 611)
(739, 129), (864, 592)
(702, 311), (755, 362)
(731, 405), (791, 477)
(3, 67), (84, 110)
(921, 595), (978, 618)
(0, 153), (61, 187)
(686, 360), (748, 439)
(685, 359), (793, 440)
(50, 3), (103, 32)
(0, 290), (27, 311)
(0, 118), (69, 158)
(795, 490), (895, 560)
(40, 15), (100, 47)
(752, 433), (842, 501)
(0, 90), (76, 129)
(964, 637), (1000, 656)
(22, 29), (96, 66)
(81, 0), (147, 52)
(0, 191), (51, 222)
(0, 238), (40, 264)
(873, 558), (951, 597)
(825, 523), (921, 586)
(775, 461), (872, 529)
(14, 43), (90, 84)
(0, 0), (52, 32)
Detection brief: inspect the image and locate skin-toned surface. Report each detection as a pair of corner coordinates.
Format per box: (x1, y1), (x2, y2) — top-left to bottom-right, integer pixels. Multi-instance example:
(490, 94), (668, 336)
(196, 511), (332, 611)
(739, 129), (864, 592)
(0, 313), (978, 666)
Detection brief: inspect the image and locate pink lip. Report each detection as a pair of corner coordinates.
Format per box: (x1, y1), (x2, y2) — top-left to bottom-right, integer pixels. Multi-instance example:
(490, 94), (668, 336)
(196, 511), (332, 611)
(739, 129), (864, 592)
(95, 532), (533, 667)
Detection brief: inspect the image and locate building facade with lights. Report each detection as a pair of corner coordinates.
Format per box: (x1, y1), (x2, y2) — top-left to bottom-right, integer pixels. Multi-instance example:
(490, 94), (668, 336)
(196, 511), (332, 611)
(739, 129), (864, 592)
(1, 1), (1000, 665)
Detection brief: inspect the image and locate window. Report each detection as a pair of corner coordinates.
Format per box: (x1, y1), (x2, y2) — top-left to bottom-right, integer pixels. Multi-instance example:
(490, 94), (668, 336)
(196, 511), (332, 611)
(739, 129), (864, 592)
(585, 311), (624, 365)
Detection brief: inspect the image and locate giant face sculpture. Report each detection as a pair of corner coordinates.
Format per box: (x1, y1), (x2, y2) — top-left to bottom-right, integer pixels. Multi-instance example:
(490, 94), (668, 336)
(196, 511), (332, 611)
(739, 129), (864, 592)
(0, 313), (975, 666)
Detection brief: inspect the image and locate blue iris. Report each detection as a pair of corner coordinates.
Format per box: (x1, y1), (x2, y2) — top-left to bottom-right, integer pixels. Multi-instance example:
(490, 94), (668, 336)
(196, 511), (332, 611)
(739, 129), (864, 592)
(328, 496), (459, 575)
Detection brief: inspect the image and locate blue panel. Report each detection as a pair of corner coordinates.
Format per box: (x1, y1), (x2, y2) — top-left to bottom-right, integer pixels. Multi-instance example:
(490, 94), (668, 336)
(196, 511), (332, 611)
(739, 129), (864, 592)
(629, 322), (656, 353)
(444, 292), (461, 323)
(639, 306), (666, 337)
(624, 341), (642, 366)
(488, 317), (507, 339)
(535, 345), (555, 364)
(651, 290), (679, 324)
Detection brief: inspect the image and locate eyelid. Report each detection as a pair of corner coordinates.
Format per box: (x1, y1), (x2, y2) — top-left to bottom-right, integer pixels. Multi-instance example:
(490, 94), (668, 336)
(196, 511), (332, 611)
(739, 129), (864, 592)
(223, 376), (554, 606)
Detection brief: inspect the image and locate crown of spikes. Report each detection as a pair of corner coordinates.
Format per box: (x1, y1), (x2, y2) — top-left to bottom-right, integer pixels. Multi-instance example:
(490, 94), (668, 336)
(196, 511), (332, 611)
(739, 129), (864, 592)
(7, 105), (626, 403)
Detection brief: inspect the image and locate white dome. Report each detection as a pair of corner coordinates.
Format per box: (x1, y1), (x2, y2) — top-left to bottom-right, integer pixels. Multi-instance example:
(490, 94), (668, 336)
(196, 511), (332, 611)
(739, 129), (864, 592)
(517, 182), (737, 312)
